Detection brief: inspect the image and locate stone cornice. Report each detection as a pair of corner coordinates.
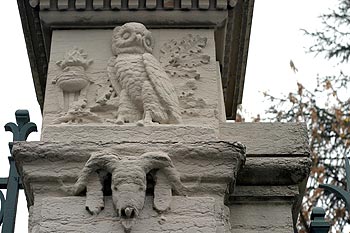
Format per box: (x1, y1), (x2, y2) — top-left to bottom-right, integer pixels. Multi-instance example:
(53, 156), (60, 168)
(30, 0), (238, 10)
(13, 141), (246, 206)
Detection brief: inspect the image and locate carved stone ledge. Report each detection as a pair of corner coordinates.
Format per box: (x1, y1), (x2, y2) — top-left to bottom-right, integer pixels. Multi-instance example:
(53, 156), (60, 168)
(13, 141), (245, 202)
(14, 141), (245, 232)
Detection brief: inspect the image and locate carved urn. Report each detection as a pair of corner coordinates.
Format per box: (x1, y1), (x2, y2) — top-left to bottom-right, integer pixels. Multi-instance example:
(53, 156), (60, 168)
(55, 66), (89, 92)
(54, 48), (93, 93)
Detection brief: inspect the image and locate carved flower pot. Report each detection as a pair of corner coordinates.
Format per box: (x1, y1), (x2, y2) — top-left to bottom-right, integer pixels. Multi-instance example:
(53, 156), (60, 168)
(56, 66), (89, 93)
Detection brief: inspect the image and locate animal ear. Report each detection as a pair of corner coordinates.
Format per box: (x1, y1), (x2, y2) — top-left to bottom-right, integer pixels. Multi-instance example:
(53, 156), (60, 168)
(141, 151), (187, 196)
(72, 151), (119, 194)
(153, 170), (172, 212)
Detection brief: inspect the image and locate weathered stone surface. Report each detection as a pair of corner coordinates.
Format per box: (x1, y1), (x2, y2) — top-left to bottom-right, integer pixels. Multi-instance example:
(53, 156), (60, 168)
(219, 122), (310, 232)
(30, 196), (222, 233)
(220, 122), (309, 156)
(41, 124), (219, 142)
(229, 202), (294, 233)
(231, 185), (299, 201)
(237, 157), (311, 185)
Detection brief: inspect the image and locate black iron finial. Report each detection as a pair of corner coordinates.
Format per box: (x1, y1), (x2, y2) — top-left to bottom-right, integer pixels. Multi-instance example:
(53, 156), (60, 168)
(4, 109), (37, 142)
(0, 110), (37, 233)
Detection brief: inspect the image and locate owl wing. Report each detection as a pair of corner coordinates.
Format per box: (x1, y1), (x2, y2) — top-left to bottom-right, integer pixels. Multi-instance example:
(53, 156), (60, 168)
(142, 53), (182, 124)
(107, 56), (121, 94)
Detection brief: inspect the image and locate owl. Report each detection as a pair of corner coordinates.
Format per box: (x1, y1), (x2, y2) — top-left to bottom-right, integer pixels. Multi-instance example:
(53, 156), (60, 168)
(107, 22), (182, 125)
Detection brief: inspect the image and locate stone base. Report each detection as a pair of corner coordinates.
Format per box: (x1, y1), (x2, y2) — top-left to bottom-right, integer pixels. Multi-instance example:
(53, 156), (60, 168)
(30, 196), (225, 233)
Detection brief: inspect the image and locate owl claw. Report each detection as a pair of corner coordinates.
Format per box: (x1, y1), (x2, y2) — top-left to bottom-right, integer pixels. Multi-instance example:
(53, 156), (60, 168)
(116, 120), (125, 125)
(115, 115), (126, 125)
(136, 120), (146, 126)
(136, 119), (159, 126)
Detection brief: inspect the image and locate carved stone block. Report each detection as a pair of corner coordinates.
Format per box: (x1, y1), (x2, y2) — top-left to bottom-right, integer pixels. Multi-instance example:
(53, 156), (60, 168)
(30, 196), (223, 233)
(62, 150), (186, 232)
(13, 141), (246, 232)
(43, 24), (223, 135)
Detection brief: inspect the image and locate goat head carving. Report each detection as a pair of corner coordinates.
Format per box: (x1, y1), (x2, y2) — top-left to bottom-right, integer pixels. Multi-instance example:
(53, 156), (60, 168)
(62, 150), (186, 232)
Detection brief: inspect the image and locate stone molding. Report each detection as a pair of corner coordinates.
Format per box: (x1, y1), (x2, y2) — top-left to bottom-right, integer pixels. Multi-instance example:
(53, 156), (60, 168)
(30, 0), (238, 10)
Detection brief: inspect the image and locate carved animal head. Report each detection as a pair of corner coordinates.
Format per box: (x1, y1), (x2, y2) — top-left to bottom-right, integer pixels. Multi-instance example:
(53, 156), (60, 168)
(112, 22), (154, 55)
(70, 150), (185, 232)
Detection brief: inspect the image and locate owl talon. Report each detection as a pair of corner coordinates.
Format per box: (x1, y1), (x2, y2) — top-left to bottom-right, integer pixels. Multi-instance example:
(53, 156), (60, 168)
(136, 119), (159, 126)
(116, 120), (124, 125)
(136, 120), (145, 127)
(116, 116), (126, 125)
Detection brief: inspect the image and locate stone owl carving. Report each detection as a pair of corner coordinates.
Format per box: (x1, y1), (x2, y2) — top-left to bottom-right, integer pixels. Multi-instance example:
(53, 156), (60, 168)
(107, 22), (182, 125)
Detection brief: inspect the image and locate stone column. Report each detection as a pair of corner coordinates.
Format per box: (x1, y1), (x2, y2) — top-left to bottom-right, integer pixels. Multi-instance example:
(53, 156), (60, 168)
(14, 1), (310, 232)
(14, 1), (249, 232)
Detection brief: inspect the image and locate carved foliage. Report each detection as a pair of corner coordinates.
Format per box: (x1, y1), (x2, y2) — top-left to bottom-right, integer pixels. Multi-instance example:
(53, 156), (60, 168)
(56, 47), (93, 70)
(160, 34), (210, 80)
(63, 150), (186, 233)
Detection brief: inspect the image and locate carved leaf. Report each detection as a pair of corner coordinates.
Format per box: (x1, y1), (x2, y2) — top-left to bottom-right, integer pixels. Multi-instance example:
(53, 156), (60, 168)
(160, 34), (210, 79)
(165, 68), (200, 80)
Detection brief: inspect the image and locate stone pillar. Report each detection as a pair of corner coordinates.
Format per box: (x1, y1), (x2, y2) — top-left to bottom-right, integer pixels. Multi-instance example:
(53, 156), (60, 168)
(14, 1), (310, 232)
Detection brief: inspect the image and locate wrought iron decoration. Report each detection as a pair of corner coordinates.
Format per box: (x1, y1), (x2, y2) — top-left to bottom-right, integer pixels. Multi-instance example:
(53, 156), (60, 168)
(320, 156), (350, 212)
(0, 110), (37, 233)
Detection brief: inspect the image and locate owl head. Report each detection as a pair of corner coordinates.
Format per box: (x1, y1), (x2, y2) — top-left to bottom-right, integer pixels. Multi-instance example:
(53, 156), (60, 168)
(112, 22), (154, 55)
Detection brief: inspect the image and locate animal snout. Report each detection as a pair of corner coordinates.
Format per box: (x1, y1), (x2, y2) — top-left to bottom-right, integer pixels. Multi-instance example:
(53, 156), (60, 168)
(121, 207), (136, 218)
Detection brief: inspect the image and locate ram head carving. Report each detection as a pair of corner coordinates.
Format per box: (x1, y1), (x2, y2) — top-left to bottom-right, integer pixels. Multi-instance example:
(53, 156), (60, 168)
(62, 150), (186, 232)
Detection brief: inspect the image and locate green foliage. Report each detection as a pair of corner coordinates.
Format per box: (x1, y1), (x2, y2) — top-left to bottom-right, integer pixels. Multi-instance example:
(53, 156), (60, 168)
(263, 1), (350, 232)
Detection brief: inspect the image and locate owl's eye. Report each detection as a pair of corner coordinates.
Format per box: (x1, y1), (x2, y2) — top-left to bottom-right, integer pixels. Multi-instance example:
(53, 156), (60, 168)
(122, 32), (131, 39)
(145, 37), (152, 47)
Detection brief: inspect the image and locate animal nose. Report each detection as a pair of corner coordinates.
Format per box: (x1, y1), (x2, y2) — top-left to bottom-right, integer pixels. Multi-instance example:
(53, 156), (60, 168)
(121, 207), (136, 218)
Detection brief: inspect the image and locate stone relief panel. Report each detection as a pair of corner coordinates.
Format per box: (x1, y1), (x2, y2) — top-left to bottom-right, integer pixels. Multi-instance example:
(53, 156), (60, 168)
(44, 24), (221, 127)
(52, 47), (102, 124)
(61, 150), (186, 233)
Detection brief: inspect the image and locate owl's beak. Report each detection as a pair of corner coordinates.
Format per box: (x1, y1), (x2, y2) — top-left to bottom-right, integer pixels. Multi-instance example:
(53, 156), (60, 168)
(136, 34), (142, 42)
